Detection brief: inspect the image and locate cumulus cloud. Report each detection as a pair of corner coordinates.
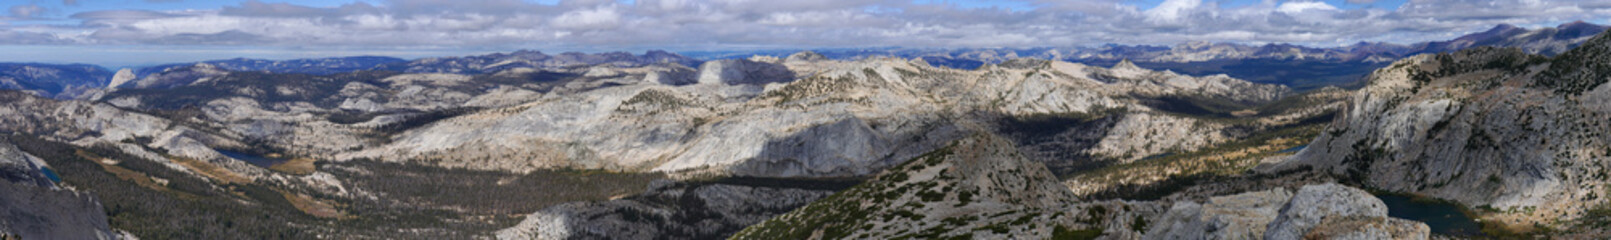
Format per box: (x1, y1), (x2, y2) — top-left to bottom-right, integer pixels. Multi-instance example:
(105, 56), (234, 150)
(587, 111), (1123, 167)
(9, 4), (44, 18)
(1, 0), (1610, 49)
(1276, 1), (1339, 14)
(552, 5), (622, 30)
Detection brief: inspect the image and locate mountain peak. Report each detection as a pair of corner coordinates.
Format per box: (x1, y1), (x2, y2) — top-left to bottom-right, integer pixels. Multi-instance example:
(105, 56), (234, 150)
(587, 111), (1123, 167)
(1559, 20), (1593, 29)
(1113, 58), (1140, 70)
(1488, 23), (1521, 33)
(784, 51), (828, 62)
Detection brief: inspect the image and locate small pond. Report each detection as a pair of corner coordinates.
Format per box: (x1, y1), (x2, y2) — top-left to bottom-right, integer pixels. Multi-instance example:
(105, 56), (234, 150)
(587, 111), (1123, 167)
(216, 149), (288, 168)
(1140, 152), (1174, 161)
(1373, 193), (1484, 237)
(1276, 145), (1307, 153)
(40, 167), (61, 183)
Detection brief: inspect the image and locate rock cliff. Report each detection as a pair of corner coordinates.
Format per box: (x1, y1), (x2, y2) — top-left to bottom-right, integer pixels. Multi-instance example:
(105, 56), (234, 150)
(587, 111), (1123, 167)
(1264, 31), (1611, 229)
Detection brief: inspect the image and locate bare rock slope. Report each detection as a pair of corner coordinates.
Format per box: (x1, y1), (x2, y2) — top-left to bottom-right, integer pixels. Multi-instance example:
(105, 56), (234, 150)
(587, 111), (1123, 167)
(1265, 30), (1611, 229)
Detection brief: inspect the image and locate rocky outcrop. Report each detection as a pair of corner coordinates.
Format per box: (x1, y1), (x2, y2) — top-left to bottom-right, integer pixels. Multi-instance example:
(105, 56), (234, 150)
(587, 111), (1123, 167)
(122, 63), (230, 89)
(1302, 216), (1430, 240)
(0, 91), (273, 182)
(1146, 188), (1292, 239)
(1146, 183), (1429, 240)
(495, 180), (839, 240)
(730, 134), (1081, 239)
(0, 143), (120, 240)
(1264, 31), (1611, 228)
(0, 143), (57, 189)
(695, 58), (794, 85)
(784, 51), (828, 63)
(107, 68), (135, 90)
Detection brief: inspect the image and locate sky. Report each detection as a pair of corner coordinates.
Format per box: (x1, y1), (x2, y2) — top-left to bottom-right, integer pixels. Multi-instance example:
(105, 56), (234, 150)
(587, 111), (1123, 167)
(1, 0), (1609, 67)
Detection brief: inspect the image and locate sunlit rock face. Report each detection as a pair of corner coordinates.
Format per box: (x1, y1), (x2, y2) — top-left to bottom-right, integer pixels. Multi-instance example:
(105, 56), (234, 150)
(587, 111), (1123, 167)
(1147, 183), (1428, 240)
(1267, 31), (1611, 228)
(346, 55), (1290, 179)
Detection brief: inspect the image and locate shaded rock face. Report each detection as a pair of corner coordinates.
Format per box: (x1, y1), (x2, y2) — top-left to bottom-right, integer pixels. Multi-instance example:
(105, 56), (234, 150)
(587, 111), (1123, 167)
(1146, 183), (1429, 240)
(0, 143), (56, 189)
(494, 180), (839, 240)
(1267, 31), (1611, 227)
(695, 59), (795, 85)
(0, 143), (119, 240)
(785, 51), (829, 63)
(729, 134), (1083, 239)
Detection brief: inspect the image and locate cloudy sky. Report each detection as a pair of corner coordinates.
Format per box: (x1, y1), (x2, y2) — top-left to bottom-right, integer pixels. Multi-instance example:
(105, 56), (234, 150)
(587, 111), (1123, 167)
(2, 0), (1610, 67)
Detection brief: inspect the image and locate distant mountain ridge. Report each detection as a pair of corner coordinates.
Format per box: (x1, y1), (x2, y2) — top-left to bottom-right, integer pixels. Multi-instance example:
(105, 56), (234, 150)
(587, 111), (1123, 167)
(0, 22), (1600, 98)
(0, 63), (113, 99)
(132, 56), (407, 77)
(686, 21), (1608, 65)
(377, 50), (702, 74)
(684, 21), (1608, 91)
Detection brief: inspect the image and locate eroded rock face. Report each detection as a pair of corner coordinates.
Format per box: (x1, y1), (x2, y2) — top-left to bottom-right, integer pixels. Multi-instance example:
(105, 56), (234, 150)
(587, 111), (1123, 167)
(1146, 183), (1429, 240)
(1265, 31), (1611, 227)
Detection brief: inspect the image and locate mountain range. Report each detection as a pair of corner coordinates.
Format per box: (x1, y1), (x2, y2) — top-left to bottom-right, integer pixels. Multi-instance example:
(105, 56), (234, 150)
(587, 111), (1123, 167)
(1, 21), (1610, 239)
(1, 22), (1603, 100)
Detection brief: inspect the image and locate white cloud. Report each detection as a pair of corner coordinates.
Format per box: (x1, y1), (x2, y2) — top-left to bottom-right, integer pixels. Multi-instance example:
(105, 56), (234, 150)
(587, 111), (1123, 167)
(9, 4), (44, 18)
(552, 5), (622, 30)
(1276, 1), (1339, 14)
(0, 0), (1608, 50)
(1144, 0), (1202, 23)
